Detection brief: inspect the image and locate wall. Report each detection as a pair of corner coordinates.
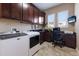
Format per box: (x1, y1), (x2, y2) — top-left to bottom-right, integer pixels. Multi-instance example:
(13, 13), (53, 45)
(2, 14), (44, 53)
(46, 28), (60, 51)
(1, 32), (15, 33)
(75, 3), (79, 49)
(45, 3), (75, 31)
(0, 18), (33, 33)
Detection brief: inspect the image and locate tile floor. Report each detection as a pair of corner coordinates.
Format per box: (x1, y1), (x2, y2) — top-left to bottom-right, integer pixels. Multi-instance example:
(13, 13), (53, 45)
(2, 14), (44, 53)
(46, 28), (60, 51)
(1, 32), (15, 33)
(34, 42), (79, 56)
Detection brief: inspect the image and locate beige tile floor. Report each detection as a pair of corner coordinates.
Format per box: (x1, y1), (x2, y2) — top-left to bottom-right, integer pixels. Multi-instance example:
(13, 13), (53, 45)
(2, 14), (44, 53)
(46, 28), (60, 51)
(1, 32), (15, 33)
(34, 42), (79, 56)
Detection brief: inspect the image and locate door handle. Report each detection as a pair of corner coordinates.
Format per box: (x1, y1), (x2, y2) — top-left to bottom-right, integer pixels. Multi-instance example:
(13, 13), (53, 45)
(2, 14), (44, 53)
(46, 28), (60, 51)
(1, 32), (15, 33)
(17, 38), (20, 40)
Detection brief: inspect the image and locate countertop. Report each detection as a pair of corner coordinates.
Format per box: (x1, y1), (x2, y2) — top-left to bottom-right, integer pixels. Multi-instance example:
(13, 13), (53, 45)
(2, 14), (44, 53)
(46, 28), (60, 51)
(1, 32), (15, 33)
(0, 33), (27, 40)
(23, 31), (40, 37)
(0, 31), (40, 40)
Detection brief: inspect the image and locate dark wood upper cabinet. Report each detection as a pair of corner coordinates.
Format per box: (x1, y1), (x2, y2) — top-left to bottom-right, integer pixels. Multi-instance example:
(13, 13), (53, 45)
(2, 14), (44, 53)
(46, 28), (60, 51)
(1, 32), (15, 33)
(11, 3), (22, 20)
(2, 3), (11, 18)
(1, 3), (45, 25)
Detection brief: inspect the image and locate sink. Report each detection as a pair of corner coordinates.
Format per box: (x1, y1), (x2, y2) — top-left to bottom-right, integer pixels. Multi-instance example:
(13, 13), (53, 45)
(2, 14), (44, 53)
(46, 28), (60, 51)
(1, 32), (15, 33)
(0, 32), (14, 35)
(0, 33), (27, 40)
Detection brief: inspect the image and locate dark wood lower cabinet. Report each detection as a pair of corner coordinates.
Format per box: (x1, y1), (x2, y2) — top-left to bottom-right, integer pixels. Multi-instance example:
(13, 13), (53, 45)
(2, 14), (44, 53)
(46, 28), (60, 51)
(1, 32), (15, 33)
(39, 29), (76, 49)
(41, 30), (76, 49)
(64, 33), (76, 49)
(39, 30), (52, 44)
(39, 31), (45, 44)
(44, 30), (52, 42)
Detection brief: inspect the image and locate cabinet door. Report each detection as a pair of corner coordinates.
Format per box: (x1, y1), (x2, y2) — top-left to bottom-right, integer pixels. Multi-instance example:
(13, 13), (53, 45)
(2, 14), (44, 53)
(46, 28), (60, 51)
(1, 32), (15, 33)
(29, 4), (34, 23)
(33, 8), (39, 24)
(39, 12), (43, 24)
(0, 36), (29, 56)
(64, 34), (76, 49)
(39, 12), (45, 25)
(2, 3), (11, 18)
(44, 31), (51, 42)
(40, 32), (45, 44)
(11, 3), (22, 20)
(22, 3), (29, 22)
(42, 12), (45, 25)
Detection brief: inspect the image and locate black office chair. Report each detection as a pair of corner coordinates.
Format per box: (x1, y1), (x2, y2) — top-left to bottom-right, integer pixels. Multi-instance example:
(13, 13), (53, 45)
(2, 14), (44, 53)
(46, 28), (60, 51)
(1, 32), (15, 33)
(52, 28), (64, 48)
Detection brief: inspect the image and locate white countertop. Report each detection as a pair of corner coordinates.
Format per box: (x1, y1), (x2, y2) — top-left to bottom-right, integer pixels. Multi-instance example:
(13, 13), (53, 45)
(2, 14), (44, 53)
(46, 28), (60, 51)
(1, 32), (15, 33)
(0, 31), (40, 39)
(64, 31), (74, 34)
(23, 31), (40, 38)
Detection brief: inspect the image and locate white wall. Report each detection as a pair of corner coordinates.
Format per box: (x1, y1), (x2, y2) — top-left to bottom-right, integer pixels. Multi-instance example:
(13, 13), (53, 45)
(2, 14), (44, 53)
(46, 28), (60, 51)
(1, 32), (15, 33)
(75, 3), (79, 49)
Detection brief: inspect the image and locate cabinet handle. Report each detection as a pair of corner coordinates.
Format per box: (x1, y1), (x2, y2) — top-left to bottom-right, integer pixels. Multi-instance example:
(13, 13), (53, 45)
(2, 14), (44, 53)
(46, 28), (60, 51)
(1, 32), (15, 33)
(17, 38), (20, 40)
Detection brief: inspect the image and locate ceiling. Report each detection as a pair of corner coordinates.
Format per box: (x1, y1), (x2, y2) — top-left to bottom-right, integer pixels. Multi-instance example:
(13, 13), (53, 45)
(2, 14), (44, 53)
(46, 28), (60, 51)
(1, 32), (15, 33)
(33, 3), (62, 11)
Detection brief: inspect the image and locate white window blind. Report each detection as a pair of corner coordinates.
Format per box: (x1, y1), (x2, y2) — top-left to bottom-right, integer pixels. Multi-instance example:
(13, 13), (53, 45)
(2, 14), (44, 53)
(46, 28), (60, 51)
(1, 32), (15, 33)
(57, 10), (68, 28)
(48, 14), (55, 27)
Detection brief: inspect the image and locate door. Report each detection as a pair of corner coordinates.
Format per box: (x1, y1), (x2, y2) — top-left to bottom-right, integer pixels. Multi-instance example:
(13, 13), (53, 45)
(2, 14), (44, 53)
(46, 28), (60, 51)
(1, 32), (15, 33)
(64, 34), (76, 49)
(11, 3), (22, 20)
(2, 3), (11, 18)
(22, 3), (29, 22)
(33, 8), (39, 24)
(39, 12), (45, 25)
(29, 4), (34, 23)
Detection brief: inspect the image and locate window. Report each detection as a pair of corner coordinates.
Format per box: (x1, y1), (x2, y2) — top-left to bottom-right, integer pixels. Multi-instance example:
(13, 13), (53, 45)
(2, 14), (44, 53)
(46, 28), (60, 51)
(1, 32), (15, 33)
(48, 14), (55, 27)
(57, 10), (68, 28)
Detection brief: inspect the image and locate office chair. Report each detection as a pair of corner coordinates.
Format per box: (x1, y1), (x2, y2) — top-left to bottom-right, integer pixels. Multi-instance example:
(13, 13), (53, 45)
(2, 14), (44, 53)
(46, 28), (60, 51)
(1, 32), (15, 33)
(53, 28), (64, 48)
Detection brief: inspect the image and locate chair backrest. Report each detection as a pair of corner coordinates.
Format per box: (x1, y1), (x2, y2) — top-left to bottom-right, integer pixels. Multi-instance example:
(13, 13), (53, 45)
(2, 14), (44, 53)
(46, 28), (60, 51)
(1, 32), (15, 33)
(53, 27), (63, 41)
(53, 27), (60, 31)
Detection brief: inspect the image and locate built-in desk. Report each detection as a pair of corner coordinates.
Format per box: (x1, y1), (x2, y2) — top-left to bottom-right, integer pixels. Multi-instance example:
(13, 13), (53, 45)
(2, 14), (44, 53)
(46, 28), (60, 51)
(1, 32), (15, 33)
(52, 31), (76, 49)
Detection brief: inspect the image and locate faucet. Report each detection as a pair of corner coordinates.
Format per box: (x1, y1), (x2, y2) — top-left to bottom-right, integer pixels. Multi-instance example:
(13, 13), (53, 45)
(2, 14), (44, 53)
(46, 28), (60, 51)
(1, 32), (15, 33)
(11, 28), (19, 33)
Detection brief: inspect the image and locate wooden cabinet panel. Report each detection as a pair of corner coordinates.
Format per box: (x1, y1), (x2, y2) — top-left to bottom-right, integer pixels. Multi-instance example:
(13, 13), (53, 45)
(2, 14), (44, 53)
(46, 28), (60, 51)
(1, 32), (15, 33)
(39, 12), (44, 24)
(33, 7), (39, 24)
(40, 32), (45, 44)
(43, 30), (52, 42)
(11, 3), (22, 20)
(28, 4), (34, 23)
(0, 4), (2, 18)
(2, 3), (11, 18)
(64, 33), (76, 49)
(22, 4), (29, 22)
(41, 12), (45, 25)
